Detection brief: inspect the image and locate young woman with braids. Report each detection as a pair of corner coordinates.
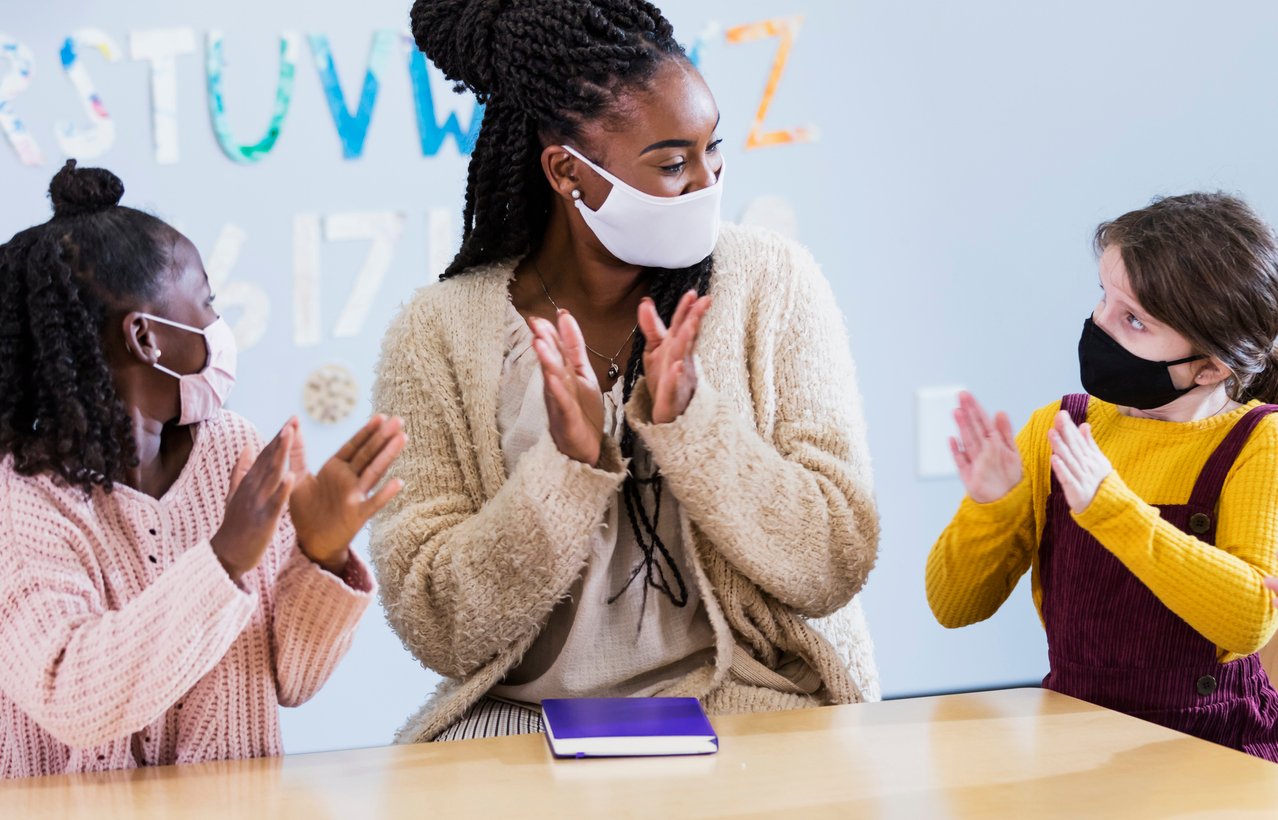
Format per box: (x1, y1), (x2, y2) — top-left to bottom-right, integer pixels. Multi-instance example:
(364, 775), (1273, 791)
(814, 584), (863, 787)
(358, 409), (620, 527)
(372, 0), (880, 742)
(0, 161), (407, 777)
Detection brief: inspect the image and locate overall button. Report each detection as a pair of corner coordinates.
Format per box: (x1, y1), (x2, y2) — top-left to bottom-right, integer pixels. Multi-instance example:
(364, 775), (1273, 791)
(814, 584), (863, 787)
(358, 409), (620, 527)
(1189, 513), (1212, 534)
(1196, 675), (1218, 696)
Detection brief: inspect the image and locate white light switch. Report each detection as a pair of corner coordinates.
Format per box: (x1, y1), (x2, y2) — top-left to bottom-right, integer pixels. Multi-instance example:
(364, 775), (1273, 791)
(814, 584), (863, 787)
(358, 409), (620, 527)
(916, 385), (964, 478)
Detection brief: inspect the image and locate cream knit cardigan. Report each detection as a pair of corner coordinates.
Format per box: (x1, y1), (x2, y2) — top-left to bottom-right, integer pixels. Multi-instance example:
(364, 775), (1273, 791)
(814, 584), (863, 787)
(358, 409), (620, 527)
(370, 223), (880, 742)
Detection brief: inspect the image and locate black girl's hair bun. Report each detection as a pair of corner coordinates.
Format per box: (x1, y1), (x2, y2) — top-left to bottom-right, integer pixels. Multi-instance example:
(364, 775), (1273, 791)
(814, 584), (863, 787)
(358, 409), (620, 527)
(410, 0), (508, 99)
(48, 159), (125, 218)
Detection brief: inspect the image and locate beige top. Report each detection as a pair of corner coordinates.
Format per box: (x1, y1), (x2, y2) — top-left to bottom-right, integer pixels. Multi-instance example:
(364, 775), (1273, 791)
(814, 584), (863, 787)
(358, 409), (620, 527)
(487, 307), (716, 703)
(371, 224), (881, 743)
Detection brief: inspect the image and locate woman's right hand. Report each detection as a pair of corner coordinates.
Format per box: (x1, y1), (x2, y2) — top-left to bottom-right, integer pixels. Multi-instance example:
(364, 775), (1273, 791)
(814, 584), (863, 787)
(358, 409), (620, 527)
(210, 421), (297, 584)
(949, 391), (1023, 503)
(528, 311), (605, 467)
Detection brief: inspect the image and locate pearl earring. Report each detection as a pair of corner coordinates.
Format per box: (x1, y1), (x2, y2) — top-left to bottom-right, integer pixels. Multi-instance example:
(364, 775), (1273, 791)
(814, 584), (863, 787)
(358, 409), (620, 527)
(154, 349), (162, 358)
(572, 190), (581, 200)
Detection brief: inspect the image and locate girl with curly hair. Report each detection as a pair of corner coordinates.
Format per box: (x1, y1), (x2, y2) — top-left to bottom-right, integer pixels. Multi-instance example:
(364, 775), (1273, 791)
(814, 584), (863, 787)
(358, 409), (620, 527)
(0, 161), (406, 777)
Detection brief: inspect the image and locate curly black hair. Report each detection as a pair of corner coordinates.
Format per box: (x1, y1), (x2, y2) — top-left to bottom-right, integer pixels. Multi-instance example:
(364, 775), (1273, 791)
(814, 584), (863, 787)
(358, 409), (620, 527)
(411, 0), (713, 607)
(0, 160), (178, 494)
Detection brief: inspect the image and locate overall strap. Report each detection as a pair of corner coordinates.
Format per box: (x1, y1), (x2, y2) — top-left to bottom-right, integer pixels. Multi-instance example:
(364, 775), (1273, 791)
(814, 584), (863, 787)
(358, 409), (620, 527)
(1060, 393), (1090, 427)
(1187, 404), (1278, 508)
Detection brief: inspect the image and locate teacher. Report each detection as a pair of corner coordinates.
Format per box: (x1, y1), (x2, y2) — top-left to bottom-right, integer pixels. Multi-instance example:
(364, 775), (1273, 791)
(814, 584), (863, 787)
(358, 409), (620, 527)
(371, 0), (880, 742)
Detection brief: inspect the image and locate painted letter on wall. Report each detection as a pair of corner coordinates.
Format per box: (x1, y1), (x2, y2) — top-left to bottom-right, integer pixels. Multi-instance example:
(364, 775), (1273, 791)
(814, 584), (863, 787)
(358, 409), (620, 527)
(725, 16), (818, 150)
(310, 29), (398, 160)
(130, 28), (196, 164)
(207, 31), (300, 164)
(56, 29), (121, 159)
(0, 35), (45, 166)
(404, 33), (482, 157)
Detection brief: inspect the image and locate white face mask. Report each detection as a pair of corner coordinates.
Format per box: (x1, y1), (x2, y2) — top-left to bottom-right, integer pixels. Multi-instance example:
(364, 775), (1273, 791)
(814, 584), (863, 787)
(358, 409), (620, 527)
(562, 144), (724, 270)
(144, 314), (238, 426)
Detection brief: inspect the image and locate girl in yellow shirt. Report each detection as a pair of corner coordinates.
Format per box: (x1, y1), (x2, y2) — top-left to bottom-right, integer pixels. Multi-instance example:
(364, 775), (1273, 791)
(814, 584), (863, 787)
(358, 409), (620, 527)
(927, 193), (1278, 761)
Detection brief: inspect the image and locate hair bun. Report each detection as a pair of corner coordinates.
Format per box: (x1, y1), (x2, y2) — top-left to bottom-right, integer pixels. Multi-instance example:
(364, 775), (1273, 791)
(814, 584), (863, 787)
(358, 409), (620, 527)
(410, 0), (508, 99)
(48, 159), (124, 218)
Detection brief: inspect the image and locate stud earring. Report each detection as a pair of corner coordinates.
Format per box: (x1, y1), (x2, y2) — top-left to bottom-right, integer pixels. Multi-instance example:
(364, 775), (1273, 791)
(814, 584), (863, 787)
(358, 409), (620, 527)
(154, 349), (162, 358)
(572, 190), (581, 200)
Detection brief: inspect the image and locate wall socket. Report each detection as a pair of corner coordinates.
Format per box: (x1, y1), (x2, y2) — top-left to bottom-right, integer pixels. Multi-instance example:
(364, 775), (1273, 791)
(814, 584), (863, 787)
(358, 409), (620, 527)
(916, 385), (964, 478)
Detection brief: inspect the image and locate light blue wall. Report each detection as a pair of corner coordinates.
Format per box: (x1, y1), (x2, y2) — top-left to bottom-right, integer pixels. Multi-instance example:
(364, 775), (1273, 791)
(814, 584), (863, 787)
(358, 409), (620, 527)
(3, 0), (1273, 753)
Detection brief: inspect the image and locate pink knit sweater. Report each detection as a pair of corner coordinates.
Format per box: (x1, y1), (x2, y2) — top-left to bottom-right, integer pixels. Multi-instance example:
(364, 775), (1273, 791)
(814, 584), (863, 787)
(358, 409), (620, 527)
(0, 410), (374, 779)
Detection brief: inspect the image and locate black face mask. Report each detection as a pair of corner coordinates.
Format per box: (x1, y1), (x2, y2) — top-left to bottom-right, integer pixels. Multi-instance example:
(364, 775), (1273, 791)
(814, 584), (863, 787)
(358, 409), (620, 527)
(1078, 317), (1205, 409)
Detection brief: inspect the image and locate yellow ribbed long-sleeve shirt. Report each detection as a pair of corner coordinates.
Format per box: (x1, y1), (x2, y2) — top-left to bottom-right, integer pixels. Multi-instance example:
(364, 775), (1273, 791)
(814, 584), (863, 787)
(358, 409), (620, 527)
(926, 397), (1278, 661)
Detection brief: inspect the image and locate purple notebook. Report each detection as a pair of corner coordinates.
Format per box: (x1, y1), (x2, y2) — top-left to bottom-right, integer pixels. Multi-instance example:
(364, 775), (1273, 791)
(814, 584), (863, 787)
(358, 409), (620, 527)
(540, 698), (719, 758)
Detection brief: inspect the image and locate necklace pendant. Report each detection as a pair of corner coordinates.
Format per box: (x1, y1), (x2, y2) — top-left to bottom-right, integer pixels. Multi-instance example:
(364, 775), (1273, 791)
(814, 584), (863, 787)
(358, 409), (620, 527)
(608, 363), (620, 380)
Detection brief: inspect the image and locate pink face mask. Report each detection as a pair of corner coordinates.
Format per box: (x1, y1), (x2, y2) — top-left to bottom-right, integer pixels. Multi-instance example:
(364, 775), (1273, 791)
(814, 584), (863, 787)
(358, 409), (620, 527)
(145, 314), (238, 426)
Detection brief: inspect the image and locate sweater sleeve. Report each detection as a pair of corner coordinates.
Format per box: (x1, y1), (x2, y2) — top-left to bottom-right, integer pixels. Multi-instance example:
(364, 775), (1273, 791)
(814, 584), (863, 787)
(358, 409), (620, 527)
(1073, 427), (1278, 657)
(270, 513), (375, 707)
(625, 238), (878, 618)
(924, 404), (1055, 628)
(0, 484), (255, 749)
(368, 301), (629, 679)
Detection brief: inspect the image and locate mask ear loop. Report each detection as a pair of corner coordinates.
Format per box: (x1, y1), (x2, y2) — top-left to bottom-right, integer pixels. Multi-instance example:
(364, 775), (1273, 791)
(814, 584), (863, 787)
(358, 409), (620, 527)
(141, 313), (207, 335)
(140, 314), (214, 379)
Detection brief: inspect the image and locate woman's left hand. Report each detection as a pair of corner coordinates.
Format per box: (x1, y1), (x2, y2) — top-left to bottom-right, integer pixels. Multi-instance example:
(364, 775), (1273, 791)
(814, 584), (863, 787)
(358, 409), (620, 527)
(1048, 410), (1113, 514)
(637, 290), (713, 424)
(288, 415), (407, 574)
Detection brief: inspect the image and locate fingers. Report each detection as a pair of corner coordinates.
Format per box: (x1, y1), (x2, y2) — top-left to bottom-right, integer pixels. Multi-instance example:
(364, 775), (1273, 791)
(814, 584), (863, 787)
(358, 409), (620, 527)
(245, 422), (292, 486)
(948, 436), (970, 472)
(637, 298), (667, 348)
(532, 336), (571, 390)
(994, 411), (1017, 452)
(667, 290), (697, 335)
(954, 405), (981, 458)
(235, 425), (293, 510)
(271, 424), (294, 472)
(668, 295), (712, 363)
(228, 447), (253, 499)
(335, 415), (384, 462)
(963, 392), (994, 440)
(543, 367), (578, 419)
(533, 333), (580, 426)
(350, 416), (404, 475)
(1079, 422), (1104, 457)
(268, 473), (295, 517)
(1050, 453), (1079, 498)
(360, 477), (405, 519)
(655, 296), (708, 373)
(1047, 419), (1081, 478)
(555, 311), (598, 387)
(528, 314), (563, 351)
(1058, 410), (1088, 453)
(357, 430), (408, 494)
(286, 417), (307, 476)
(652, 357), (683, 421)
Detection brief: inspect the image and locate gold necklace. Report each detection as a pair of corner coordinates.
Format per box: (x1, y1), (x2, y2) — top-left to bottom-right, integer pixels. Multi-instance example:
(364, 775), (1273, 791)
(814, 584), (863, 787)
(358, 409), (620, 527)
(532, 260), (637, 380)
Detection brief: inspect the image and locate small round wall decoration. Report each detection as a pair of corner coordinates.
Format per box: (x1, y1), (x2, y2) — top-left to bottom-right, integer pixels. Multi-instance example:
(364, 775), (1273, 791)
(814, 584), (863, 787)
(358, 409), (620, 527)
(302, 363), (359, 424)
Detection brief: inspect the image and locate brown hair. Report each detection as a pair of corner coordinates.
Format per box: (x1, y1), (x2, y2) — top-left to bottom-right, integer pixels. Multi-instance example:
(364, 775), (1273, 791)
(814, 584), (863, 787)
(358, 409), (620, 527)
(1095, 192), (1278, 403)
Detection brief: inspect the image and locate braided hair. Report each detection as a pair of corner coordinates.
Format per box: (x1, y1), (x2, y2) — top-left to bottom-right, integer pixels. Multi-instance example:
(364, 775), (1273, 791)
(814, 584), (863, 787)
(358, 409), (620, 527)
(411, 0), (714, 607)
(0, 160), (178, 494)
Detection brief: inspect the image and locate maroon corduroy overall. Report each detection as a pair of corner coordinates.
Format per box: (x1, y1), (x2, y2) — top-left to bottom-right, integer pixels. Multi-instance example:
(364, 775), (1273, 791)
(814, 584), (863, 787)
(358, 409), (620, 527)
(1040, 394), (1278, 762)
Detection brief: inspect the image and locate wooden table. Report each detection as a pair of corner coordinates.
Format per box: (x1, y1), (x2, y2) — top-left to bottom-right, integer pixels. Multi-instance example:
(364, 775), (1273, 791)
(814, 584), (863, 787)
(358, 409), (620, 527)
(3, 688), (1276, 818)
